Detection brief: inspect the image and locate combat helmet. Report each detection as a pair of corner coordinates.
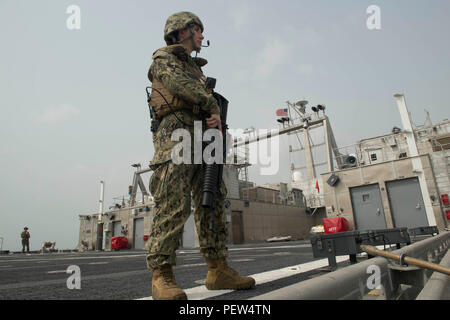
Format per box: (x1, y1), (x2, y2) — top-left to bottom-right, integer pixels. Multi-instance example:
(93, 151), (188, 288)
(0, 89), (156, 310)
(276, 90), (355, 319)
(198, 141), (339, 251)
(164, 12), (204, 45)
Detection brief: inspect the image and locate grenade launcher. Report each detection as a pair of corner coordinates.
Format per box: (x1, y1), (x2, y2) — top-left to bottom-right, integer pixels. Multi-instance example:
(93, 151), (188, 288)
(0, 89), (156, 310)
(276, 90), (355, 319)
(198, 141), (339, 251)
(201, 77), (229, 230)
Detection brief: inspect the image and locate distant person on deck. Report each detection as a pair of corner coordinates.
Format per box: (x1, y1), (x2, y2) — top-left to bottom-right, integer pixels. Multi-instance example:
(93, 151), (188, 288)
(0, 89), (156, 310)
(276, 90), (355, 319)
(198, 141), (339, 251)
(21, 227), (30, 253)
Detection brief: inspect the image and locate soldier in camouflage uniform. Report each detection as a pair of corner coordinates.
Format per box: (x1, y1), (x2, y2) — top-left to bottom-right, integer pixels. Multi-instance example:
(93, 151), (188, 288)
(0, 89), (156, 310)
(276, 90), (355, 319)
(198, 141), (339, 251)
(21, 227), (30, 253)
(146, 12), (255, 300)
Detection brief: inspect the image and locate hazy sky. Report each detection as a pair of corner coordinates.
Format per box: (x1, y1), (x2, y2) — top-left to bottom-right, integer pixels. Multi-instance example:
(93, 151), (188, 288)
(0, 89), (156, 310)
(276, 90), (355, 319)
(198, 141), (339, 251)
(1, 0), (449, 251)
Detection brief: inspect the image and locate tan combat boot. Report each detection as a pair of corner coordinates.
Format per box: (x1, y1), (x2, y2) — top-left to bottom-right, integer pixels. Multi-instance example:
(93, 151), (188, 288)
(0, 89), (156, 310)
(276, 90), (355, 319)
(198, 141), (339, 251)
(152, 264), (187, 300)
(205, 257), (256, 290)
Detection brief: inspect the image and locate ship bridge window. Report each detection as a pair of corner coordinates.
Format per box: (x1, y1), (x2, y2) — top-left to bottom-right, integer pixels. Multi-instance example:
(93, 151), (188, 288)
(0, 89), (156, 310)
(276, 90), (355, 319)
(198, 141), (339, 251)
(431, 133), (450, 151)
(370, 154), (377, 161)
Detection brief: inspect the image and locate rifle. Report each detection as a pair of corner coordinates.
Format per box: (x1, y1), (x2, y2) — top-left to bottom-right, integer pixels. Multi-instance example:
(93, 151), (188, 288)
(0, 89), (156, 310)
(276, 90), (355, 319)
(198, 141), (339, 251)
(145, 87), (161, 133)
(201, 77), (229, 230)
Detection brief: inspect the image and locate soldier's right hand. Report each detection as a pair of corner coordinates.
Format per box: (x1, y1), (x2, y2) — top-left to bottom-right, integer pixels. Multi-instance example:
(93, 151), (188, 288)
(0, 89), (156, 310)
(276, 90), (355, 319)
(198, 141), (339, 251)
(206, 114), (222, 132)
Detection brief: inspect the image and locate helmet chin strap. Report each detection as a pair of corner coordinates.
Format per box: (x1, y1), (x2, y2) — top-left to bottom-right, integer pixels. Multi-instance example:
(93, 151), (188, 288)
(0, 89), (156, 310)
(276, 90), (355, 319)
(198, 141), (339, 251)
(189, 26), (202, 53)
(177, 26), (201, 53)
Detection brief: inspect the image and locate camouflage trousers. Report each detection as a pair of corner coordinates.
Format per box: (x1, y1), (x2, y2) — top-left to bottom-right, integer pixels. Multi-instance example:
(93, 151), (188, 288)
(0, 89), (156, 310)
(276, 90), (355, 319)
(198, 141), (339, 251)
(22, 239), (29, 253)
(145, 161), (228, 270)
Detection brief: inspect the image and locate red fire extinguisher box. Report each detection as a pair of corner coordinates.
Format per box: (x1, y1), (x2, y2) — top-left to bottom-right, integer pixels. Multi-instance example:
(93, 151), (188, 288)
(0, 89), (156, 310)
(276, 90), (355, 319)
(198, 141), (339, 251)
(323, 217), (350, 234)
(111, 236), (129, 250)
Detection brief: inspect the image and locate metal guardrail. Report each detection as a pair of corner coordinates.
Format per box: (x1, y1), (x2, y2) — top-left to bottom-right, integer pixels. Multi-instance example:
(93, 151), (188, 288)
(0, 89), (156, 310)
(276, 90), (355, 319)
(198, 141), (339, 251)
(251, 231), (450, 300)
(416, 248), (450, 299)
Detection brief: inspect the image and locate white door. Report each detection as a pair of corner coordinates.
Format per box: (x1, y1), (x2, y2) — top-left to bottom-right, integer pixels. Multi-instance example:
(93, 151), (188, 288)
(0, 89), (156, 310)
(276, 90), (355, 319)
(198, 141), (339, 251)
(133, 218), (144, 250)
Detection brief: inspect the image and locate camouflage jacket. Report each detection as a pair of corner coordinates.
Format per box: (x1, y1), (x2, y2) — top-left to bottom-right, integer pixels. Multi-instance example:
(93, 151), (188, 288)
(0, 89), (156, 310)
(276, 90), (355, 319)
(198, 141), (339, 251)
(148, 45), (220, 167)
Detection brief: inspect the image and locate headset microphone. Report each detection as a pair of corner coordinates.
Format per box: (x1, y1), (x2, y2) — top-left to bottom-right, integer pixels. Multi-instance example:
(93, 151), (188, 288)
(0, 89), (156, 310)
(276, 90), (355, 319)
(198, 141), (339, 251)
(201, 40), (210, 47)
